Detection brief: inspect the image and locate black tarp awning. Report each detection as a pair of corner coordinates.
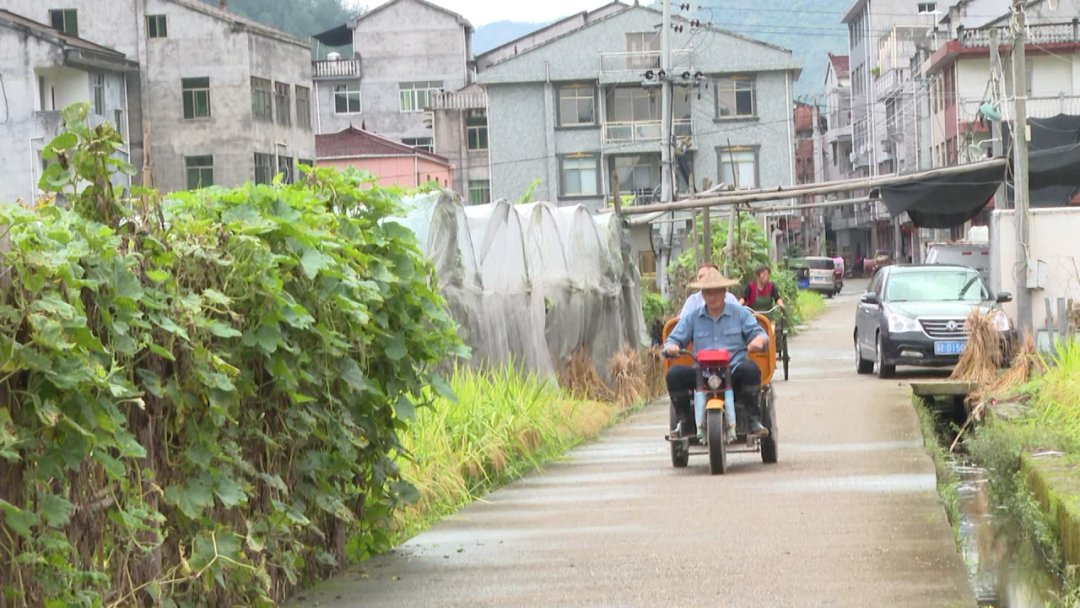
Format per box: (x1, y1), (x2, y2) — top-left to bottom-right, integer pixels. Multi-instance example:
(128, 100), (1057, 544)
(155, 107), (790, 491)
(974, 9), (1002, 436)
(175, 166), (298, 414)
(312, 23), (351, 47)
(880, 140), (1080, 228)
(1005, 114), (1080, 206)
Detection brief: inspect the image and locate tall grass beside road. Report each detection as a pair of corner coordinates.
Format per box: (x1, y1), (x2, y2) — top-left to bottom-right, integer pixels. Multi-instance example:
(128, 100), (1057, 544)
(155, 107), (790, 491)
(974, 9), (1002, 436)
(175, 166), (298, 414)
(796, 291), (826, 324)
(376, 362), (646, 551)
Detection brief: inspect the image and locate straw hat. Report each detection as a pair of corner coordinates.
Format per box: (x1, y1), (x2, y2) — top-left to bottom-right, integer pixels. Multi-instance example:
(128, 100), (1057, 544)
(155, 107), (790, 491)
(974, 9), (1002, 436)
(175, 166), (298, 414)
(690, 267), (739, 290)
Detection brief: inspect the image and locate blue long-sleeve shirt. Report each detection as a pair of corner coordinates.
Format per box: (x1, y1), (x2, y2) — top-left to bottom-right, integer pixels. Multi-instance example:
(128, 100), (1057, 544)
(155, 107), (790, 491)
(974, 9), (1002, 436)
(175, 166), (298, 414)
(665, 301), (766, 370)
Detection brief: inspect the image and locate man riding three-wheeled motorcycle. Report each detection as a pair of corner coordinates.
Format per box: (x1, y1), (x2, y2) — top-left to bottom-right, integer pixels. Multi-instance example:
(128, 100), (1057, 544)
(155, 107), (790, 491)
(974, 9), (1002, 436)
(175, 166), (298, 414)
(662, 267), (779, 474)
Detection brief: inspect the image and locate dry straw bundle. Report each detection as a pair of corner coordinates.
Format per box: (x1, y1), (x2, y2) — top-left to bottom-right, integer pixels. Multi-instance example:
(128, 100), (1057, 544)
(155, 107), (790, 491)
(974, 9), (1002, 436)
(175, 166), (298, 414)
(558, 348), (613, 401)
(950, 309), (1003, 385)
(642, 347), (667, 399)
(987, 332), (1042, 397)
(608, 347), (647, 407)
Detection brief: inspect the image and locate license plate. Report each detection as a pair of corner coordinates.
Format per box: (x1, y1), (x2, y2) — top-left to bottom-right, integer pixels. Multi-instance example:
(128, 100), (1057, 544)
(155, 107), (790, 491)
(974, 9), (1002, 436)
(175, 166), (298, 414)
(811, 277), (830, 284)
(934, 341), (967, 355)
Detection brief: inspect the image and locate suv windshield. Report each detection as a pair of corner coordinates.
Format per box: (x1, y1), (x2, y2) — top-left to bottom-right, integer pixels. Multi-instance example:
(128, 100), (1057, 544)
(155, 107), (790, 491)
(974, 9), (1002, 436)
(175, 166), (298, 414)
(885, 269), (988, 302)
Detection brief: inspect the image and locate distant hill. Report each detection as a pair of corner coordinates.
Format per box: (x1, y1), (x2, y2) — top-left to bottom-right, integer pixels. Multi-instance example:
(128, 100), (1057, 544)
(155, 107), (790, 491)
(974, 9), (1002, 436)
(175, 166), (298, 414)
(473, 21), (548, 54)
(199, 0), (355, 39)
(672, 0), (850, 101)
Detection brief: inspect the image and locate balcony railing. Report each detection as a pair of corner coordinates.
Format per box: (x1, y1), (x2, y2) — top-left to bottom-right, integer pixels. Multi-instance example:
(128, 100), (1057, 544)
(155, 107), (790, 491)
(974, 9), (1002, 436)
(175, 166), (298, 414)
(312, 57), (361, 79)
(430, 90), (486, 111)
(959, 21), (1080, 48)
(599, 49), (693, 77)
(603, 118), (692, 144)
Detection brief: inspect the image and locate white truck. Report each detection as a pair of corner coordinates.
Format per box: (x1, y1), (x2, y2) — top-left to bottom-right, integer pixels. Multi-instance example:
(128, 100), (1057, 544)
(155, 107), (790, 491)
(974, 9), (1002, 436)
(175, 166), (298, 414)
(924, 226), (991, 283)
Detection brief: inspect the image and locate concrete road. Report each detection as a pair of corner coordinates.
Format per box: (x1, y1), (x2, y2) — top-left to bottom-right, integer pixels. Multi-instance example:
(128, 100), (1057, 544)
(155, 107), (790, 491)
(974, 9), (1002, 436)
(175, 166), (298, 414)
(291, 285), (975, 608)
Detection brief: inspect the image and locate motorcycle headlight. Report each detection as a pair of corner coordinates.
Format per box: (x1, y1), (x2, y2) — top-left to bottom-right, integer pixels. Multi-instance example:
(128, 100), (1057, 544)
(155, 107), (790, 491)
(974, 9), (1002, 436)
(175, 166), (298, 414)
(887, 312), (921, 333)
(707, 374), (722, 390)
(991, 310), (1012, 332)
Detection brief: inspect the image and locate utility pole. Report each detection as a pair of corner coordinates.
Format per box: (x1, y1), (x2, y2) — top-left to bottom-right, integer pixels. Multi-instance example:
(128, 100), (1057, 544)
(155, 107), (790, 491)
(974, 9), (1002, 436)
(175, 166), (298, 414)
(656, 0), (674, 297)
(1012, 0), (1033, 334)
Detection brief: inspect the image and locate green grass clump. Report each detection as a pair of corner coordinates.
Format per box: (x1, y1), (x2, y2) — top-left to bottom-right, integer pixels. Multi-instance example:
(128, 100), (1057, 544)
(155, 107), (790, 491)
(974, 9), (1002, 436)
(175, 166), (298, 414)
(1024, 341), (1080, 451)
(796, 291), (827, 323)
(387, 363), (628, 546)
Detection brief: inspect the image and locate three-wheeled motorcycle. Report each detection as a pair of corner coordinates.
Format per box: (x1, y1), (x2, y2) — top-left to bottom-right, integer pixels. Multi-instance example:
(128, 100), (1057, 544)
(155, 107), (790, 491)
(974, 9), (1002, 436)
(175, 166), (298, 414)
(661, 312), (779, 475)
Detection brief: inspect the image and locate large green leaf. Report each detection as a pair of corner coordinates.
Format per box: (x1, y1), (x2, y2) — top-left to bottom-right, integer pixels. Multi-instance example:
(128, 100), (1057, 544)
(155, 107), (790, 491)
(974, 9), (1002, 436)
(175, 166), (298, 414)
(164, 477), (214, 520)
(0, 499), (39, 539)
(39, 494), (74, 528)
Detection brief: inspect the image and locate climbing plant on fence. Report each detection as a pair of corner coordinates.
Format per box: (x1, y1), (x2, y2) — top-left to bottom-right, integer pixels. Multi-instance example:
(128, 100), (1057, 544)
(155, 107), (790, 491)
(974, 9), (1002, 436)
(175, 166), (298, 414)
(0, 104), (464, 606)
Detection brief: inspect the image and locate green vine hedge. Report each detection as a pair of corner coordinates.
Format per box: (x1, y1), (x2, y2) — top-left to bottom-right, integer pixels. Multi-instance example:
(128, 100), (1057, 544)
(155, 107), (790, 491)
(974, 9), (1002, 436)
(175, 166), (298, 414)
(0, 105), (464, 606)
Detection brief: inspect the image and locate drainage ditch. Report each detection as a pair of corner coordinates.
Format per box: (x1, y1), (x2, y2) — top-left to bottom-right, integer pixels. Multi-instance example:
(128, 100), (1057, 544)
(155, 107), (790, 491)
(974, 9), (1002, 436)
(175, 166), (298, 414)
(925, 396), (1062, 607)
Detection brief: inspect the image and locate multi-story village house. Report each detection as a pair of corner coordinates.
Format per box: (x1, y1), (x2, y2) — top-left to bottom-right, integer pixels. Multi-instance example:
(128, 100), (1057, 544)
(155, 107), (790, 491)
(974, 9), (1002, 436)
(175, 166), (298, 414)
(311, 0), (473, 151)
(474, 2), (802, 211)
(0, 10), (138, 204)
(3, 0), (314, 195)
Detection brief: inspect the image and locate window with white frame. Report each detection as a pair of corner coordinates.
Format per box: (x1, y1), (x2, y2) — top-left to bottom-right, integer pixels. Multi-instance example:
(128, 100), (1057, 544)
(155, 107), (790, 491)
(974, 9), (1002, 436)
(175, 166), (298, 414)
(274, 82), (291, 126)
(715, 77), (756, 118)
(113, 109), (124, 138)
(49, 9), (77, 36)
(146, 14), (167, 38)
(185, 155), (213, 189)
(557, 84), (596, 126)
(468, 180), (491, 205)
(251, 77), (272, 122)
(93, 73), (105, 115)
(399, 81), (443, 113)
(254, 153), (274, 185)
(717, 146), (758, 189)
(917, 2), (936, 14)
(466, 112), (487, 151)
(560, 154), (600, 197)
(182, 77), (211, 119)
(402, 137), (433, 153)
(333, 81), (361, 114)
(295, 85), (311, 129)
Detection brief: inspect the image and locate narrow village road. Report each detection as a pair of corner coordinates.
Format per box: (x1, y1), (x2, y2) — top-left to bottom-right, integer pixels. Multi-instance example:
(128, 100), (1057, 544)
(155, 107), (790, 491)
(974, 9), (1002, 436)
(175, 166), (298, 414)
(292, 285), (975, 607)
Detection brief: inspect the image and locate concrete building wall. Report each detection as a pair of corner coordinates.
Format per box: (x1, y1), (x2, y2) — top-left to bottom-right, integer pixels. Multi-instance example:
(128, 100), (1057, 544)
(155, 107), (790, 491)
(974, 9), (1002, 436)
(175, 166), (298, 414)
(0, 22), (131, 203)
(487, 83), (553, 202)
(315, 0), (469, 143)
(991, 208), (1080, 332)
(138, 0), (313, 191)
(432, 107), (490, 200)
(4, 0), (141, 57)
(4, 0), (313, 193)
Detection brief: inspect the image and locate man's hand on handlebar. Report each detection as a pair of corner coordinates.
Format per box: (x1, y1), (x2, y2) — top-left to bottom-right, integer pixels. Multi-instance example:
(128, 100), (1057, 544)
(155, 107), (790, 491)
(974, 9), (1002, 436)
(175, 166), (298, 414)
(663, 343), (681, 358)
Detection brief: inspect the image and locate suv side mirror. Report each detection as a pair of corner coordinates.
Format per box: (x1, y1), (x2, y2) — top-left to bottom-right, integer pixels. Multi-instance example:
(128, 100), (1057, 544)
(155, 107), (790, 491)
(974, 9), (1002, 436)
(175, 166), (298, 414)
(861, 292), (880, 305)
(996, 291), (1013, 304)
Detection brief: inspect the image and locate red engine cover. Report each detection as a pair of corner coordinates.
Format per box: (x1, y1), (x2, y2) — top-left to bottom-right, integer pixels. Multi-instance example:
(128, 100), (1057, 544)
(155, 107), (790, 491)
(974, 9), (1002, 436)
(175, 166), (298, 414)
(696, 349), (730, 367)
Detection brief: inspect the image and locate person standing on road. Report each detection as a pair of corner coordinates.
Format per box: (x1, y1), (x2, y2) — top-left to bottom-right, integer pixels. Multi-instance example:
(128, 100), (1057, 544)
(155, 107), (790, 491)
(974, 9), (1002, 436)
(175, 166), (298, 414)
(664, 268), (769, 439)
(740, 264), (785, 314)
(679, 263), (741, 319)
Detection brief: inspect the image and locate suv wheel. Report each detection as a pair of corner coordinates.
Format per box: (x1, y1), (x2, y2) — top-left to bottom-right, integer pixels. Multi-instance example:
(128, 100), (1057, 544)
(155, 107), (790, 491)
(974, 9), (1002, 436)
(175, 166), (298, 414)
(855, 332), (873, 374)
(876, 334), (895, 379)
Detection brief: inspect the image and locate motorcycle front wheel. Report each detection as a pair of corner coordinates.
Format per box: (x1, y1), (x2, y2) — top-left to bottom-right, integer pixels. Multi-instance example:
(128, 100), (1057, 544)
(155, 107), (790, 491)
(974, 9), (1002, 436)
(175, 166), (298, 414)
(707, 409), (727, 475)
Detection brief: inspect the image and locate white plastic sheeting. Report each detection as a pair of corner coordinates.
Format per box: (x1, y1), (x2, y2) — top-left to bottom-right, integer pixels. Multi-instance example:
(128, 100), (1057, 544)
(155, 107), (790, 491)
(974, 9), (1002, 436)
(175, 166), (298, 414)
(399, 192), (646, 379)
